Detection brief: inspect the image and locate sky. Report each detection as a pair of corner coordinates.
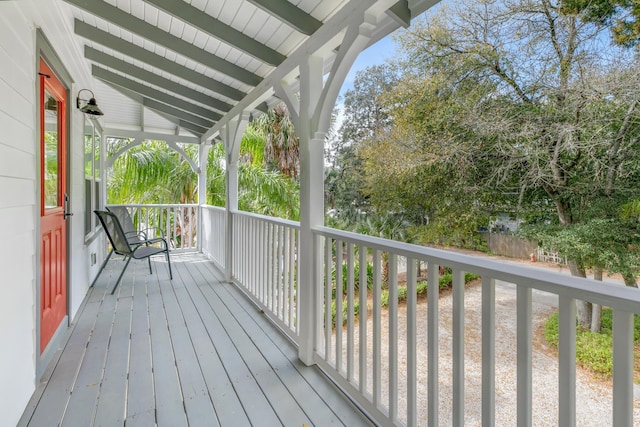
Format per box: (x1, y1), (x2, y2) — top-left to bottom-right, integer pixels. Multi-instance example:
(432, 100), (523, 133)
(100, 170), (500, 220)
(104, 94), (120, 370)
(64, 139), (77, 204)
(337, 35), (398, 100)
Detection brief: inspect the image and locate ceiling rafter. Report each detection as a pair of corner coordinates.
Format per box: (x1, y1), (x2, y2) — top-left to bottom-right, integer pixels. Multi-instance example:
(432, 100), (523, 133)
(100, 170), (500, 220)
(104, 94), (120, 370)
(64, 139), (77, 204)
(144, 0), (286, 66)
(63, 0), (262, 86)
(92, 65), (221, 122)
(75, 20), (246, 101)
(387, 0), (411, 28)
(103, 83), (210, 136)
(98, 85), (208, 136)
(141, 99), (212, 132)
(85, 46), (233, 114)
(246, 0), (322, 35)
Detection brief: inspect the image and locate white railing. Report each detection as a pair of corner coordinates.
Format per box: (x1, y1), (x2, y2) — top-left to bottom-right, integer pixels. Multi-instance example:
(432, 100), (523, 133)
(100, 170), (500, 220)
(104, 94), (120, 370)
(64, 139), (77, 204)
(108, 204), (199, 251)
(130, 205), (639, 426)
(231, 211), (300, 341)
(201, 205), (226, 268)
(313, 226), (640, 427)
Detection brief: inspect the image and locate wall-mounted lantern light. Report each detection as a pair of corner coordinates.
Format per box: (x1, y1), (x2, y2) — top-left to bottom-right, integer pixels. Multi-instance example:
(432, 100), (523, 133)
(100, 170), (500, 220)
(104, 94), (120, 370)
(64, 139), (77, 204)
(76, 89), (104, 116)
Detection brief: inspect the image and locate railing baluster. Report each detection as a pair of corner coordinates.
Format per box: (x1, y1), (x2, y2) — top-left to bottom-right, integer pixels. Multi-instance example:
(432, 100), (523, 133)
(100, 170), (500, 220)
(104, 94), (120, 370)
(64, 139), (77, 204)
(346, 243), (355, 383)
(612, 309), (634, 427)
(452, 269), (465, 426)
(406, 257), (417, 427)
(324, 237), (332, 362)
(277, 224), (284, 320)
(165, 207), (171, 248)
(290, 227), (296, 329)
(358, 244), (368, 395)
(427, 261), (439, 427)
(335, 240), (343, 373)
(268, 222), (274, 311)
(482, 276), (496, 427)
(388, 254), (398, 422)
(282, 226), (289, 324)
(294, 228), (300, 335)
(517, 286), (532, 427)
(558, 295), (576, 427)
(372, 249), (382, 408)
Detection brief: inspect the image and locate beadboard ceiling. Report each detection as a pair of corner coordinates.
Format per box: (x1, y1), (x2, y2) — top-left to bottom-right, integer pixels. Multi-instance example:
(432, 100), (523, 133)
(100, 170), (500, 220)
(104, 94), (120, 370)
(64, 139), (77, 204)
(62, 0), (435, 141)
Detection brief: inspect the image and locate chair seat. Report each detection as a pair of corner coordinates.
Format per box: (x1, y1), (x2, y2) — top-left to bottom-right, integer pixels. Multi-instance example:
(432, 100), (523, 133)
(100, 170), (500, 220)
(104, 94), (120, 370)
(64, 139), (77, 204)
(131, 245), (169, 259)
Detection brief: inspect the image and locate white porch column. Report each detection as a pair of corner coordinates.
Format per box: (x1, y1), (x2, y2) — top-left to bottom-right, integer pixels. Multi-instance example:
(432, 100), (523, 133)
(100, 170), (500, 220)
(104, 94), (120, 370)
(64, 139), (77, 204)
(276, 18), (380, 364)
(279, 16), (378, 366)
(197, 143), (210, 252)
(291, 52), (324, 366)
(221, 113), (250, 282)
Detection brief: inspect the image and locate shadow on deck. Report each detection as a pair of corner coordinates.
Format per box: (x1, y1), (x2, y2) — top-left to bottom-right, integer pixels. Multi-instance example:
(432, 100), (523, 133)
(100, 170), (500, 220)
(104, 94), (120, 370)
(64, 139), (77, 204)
(19, 253), (370, 427)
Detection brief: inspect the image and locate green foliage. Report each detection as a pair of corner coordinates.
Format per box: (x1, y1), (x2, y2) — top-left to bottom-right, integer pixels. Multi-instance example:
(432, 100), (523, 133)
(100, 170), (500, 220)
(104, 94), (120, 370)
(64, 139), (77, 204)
(331, 298), (361, 329)
(107, 105), (301, 221)
(521, 216), (640, 286)
(380, 272), (480, 308)
(544, 309), (640, 379)
(332, 261), (374, 296)
(107, 140), (198, 204)
(253, 102), (300, 178)
(562, 0), (640, 47)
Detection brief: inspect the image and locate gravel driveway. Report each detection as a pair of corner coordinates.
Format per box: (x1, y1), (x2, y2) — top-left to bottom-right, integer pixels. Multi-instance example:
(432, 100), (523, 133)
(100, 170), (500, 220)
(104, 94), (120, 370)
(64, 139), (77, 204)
(339, 272), (640, 426)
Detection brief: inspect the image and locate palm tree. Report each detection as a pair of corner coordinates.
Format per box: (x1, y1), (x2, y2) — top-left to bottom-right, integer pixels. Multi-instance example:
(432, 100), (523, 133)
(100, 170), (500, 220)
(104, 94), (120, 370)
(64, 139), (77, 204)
(254, 102), (300, 178)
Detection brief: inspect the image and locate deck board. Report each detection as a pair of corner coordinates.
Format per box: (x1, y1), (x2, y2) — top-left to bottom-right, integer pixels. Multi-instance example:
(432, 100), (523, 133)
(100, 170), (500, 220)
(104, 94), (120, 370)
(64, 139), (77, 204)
(92, 293), (132, 426)
(126, 279), (156, 426)
(19, 253), (371, 427)
(60, 295), (116, 427)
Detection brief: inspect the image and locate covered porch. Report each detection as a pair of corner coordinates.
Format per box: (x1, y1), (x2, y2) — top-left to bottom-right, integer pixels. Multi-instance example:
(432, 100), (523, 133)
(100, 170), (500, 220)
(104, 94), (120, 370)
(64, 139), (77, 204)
(1, 0), (639, 425)
(21, 204), (640, 426)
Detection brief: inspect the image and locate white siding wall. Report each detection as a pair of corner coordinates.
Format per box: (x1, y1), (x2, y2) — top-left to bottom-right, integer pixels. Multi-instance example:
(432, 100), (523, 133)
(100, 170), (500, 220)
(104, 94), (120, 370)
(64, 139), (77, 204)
(0, 1), (96, 424)
(0, 4), (38, 425)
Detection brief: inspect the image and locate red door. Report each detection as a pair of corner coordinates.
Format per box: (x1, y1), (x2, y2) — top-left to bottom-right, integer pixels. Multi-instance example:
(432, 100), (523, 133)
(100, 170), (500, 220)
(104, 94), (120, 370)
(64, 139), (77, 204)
(39, 59), (68, 352)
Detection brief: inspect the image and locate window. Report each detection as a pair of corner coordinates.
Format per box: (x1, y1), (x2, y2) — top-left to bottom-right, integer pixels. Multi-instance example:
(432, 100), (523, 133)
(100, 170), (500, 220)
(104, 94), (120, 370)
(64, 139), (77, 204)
(84, 117), (103, 237)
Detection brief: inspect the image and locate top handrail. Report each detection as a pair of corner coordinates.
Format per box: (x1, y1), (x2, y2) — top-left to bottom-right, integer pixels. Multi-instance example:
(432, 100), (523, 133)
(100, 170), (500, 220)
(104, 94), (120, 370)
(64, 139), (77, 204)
(314, 225), (640, 313)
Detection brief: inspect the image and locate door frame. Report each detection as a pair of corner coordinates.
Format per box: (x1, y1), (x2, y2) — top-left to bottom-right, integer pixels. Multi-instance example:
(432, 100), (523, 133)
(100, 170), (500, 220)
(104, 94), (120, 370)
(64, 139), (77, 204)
(35, 30), (74, 380)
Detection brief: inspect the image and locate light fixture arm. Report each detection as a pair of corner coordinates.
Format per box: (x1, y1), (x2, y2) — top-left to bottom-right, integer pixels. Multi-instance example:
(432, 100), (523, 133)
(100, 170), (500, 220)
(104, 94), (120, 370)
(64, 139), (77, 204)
(76, 88), (104, 116)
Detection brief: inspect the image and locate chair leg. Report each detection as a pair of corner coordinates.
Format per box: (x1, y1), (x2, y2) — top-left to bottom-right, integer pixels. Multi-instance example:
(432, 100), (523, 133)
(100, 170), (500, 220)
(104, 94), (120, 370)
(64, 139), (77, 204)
(147, 257), (152, 274)
(166, 250), (173, 280)
(91, 249), (114, 287)
(111, 256), (133, 295)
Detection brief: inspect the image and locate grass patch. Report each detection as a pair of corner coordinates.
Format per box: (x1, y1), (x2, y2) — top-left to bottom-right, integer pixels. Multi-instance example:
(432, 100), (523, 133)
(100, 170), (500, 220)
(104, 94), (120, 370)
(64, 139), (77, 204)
(544, 308), (640, 379)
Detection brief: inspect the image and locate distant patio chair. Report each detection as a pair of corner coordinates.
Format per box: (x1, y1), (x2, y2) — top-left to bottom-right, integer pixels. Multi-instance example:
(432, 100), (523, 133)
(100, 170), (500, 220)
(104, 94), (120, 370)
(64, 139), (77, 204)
(106, 205), (166, 246)
(93, 210), (172, 294)
(91, 206), (166, 288)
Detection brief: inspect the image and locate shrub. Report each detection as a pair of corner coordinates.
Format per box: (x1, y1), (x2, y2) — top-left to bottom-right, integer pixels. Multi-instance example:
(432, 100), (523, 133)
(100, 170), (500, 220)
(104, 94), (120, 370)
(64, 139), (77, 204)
(438, 272), (480, 290)
(544, 309), (640, 379)
(331, 261), (374, 297)
(379, 272), (480, 307)
(331, 298), (361, 328)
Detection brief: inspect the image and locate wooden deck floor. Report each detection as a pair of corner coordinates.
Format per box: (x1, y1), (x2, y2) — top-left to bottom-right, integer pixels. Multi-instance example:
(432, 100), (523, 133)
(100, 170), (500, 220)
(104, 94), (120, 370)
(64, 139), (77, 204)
(19, 253), (371, 427)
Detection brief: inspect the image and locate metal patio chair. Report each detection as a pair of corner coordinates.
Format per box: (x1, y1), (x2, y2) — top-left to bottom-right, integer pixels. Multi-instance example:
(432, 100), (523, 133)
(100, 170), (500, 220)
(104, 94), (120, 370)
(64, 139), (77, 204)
(93, 210), (172, 294)
(106, 205), (166, 246)
(91, 206), (167, 288)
